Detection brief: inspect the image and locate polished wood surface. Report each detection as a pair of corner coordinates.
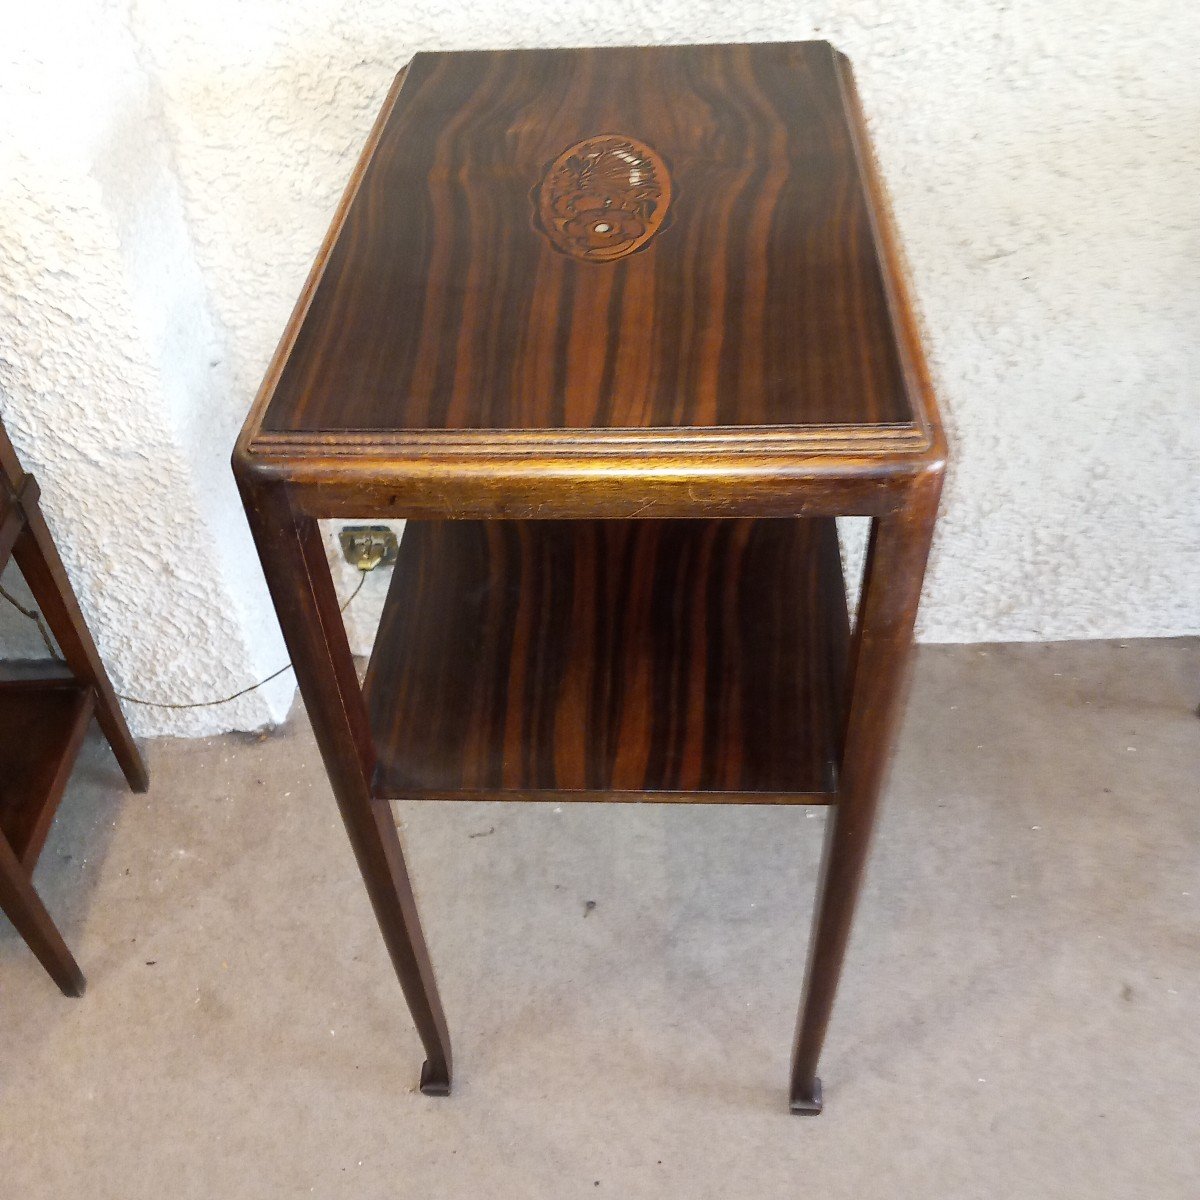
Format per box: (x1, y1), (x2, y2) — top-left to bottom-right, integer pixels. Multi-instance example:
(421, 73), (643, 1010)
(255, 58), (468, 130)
(236, 44), (942, 521)
(262, 43), (911, 438)
(234, 42), (947, 1111)
(237, 479), (453, 1094)
(237, 44), (943, 523)
(366, 518), (847, 801)
(789, 473), (941, 1112)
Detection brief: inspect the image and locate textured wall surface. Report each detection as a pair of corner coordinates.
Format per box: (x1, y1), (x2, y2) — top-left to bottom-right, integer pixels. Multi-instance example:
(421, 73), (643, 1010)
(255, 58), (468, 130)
(3, 2), (1198, 735)
(1, 3), (293, 734)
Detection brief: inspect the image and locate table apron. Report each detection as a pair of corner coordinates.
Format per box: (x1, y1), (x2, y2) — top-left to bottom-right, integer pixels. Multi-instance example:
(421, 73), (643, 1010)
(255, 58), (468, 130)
(274, 472), (932, 522)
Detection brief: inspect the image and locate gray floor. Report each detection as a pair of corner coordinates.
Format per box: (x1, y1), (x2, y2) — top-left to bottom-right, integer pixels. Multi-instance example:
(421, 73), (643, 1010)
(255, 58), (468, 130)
(1, 639), (1198, 1198)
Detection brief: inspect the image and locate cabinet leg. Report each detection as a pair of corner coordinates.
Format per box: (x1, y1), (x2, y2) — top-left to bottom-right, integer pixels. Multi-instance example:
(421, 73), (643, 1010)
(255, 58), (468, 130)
(238, 479), (452, 1094)
(12, 498), (148, 794)
(0, 832), (85, 997)
(790, 482), (940, 1113)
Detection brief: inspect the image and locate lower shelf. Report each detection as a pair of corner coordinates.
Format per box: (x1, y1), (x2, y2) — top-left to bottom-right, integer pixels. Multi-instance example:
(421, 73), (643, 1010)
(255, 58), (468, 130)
(0, 665), (95, 868)
(364, 519), (849, 802)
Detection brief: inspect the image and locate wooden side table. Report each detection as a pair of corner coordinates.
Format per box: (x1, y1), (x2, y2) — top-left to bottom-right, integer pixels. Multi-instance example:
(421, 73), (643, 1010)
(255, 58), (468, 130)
(0, 420), (148, 994)
(234, 42), (946, 1113)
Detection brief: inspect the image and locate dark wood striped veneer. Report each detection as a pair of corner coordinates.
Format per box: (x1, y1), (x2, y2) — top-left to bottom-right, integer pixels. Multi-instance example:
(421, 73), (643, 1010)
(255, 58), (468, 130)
(365, 517), (848, 801)
(260, 42), (913, 437)
(233, 42), (948, 1113)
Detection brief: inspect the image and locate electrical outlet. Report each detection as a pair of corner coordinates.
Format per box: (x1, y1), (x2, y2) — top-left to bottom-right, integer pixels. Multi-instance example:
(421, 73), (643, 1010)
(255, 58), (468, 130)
(339, 526), (399, 571)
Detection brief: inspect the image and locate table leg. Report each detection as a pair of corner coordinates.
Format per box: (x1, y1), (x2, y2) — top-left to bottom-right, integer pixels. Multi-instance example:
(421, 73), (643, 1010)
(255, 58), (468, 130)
(12, 493), (148, 794)
(239, 480), (453, 1095)
(0, 831), (86, 996)
(789, 479), (941, 1113)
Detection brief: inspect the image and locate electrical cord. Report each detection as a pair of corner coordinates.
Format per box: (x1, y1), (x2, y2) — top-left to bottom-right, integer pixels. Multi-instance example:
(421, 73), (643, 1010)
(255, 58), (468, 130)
(0, 569), (368, 710)
(0, 581), (60, 660)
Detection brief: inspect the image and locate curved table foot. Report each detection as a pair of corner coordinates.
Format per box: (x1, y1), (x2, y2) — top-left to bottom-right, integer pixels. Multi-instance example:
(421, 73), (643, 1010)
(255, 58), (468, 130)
(419, 1059), (452, 1097)
(789, 1078), (823, 1116)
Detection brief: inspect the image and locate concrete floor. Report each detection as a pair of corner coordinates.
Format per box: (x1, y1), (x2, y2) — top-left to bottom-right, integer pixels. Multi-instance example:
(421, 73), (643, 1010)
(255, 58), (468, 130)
(1, 639), (1197, 1198)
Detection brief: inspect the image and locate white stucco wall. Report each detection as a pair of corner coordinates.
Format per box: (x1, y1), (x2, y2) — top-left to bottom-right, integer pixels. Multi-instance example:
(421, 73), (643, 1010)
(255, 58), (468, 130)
(0, 3), (293, 734)
(2, 2), (1197, 735)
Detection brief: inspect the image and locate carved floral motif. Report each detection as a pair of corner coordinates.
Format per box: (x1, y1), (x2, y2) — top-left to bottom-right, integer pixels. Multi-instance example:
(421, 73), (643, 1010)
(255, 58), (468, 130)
(534, 134), (671, 262)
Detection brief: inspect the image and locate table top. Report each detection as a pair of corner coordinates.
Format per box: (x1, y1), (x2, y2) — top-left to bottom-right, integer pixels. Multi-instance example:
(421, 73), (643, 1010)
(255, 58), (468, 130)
(237, 42), (944, 516)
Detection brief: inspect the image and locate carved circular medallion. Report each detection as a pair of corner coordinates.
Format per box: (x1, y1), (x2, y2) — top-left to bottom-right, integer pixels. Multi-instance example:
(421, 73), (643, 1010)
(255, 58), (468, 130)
(533, 134), (671, 262)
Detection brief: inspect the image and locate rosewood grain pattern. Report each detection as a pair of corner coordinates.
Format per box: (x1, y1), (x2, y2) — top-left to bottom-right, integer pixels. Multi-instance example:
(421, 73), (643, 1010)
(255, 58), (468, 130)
(233, 42), (948, 1112)
(262, 42), (912, 436)
(365, 518), (846, 800)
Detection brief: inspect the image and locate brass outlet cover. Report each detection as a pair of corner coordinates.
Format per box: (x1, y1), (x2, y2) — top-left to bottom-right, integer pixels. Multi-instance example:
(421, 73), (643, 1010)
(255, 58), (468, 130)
(339, 526), (399, 571)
